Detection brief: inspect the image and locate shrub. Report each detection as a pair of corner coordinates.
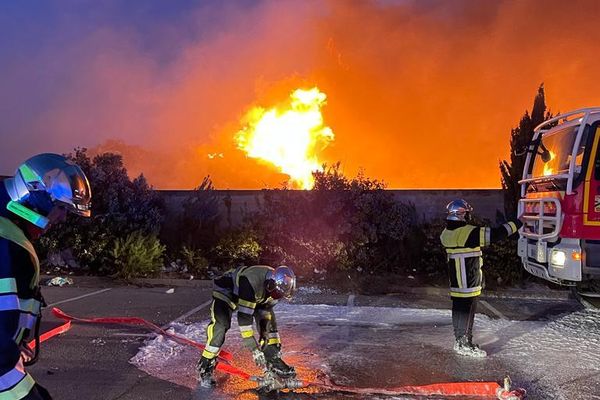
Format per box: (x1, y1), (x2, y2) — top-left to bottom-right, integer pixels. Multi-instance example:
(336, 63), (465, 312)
(111, 232), (165, 280)
(252, 163), (417, 277)
(38, 148), (166, 274)
(180, 246), (210, 278)
(407, 218), (448, 282)
(482, 237), (523, 287)
(213, 229), (261, 269)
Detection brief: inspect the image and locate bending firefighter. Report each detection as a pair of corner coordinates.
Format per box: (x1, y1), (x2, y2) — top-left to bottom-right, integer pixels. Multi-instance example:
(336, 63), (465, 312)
(440, 199), (521, 358)
(197, 265), (297, 387)
(0, 154), (91, 399)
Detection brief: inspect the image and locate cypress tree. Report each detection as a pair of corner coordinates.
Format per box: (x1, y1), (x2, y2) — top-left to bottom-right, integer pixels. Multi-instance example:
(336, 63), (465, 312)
(500, 84), (551, 218)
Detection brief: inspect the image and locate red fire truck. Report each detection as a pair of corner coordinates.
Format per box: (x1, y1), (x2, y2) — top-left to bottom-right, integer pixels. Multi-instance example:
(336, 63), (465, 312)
(518, 108), (600, 307)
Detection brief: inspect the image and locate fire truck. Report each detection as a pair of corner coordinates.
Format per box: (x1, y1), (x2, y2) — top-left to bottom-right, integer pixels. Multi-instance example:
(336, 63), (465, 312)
(518, 108), (600, 307)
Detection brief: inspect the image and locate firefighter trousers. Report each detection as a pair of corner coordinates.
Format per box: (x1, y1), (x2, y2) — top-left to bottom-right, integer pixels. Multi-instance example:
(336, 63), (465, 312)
(452, 296), (478, 339)
(204, 298), (234, 359)
(203, 297), (277, 359)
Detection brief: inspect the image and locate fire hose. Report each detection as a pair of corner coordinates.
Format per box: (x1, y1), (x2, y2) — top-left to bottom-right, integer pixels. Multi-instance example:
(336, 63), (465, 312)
(44, 307), (526, 399)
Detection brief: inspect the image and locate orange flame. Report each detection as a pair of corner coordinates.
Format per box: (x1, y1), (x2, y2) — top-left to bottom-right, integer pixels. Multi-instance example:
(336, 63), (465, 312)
(235, 87), (334, 189)
(543, 150), (556, 176)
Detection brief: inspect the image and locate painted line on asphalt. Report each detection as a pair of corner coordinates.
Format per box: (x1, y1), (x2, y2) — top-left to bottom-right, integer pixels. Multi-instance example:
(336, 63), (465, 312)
(110, 299), (214, 337)
(46, 288), (112, 307)
(480, 299), (508, 320)
(161, 299), (214, 329)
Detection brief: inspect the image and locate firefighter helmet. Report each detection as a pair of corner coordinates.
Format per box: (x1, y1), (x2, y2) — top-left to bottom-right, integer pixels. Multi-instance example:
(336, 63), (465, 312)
(3, 153), (91, 228)
(446, 199), (473, 222)
(266, 266), (297, 300)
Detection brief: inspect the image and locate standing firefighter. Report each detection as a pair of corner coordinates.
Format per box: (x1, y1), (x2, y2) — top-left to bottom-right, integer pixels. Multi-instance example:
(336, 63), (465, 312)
(440, 199), (521, 357)
(197, 265), (297, 388)
(0, 154), (91, 399)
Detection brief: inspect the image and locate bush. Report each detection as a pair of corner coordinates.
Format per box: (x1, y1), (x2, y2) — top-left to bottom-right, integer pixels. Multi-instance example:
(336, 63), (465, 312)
(407, 218), (448, 282)
(213, 229), (261, 269)
(251, 163), (417, 277)
(482, 237), (523, 287)
(111, 232), (165, 280)
(38, 148), (166, 275)
(180, 246), (210, 278)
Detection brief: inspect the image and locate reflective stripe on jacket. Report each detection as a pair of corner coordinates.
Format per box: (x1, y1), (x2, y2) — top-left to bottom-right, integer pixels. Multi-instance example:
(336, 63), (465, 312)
(0, 367), (35, 400)
(213, 265), (277, 349)
(440, 225), (484, 298)
(0, 217), (41, 343)
(440, 221), (520, 298)
(0, 217), (40, 399)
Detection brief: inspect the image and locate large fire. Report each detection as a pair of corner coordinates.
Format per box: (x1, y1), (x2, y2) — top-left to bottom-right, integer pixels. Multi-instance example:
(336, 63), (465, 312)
(235, 87), (334, 189)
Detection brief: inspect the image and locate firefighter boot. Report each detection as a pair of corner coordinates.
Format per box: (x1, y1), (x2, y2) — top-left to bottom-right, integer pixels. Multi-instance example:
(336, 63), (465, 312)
(454, 336), (486, 358)
(196, 356), (217, 388)
(468, 336), (487, 358)
(263, 344), (296, 379)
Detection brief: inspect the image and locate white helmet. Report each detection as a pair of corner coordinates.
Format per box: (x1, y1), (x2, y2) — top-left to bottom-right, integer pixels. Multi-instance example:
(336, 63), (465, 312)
(4, 153), (91, 228)
(446, 199), (473, 222)
(266, 266), (297, 300)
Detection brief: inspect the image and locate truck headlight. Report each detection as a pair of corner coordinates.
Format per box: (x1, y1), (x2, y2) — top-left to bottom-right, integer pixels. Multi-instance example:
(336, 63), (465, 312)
(550, 250), (566, 267)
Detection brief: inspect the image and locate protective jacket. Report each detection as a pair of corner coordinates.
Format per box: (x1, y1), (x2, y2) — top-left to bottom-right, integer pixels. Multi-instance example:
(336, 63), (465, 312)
(440, 220), (521, 298)
(0, 216), (43, 399)
(202, 265), (279, 360)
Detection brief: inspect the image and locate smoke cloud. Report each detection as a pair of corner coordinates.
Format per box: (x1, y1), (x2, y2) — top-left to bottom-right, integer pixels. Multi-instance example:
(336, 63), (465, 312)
(2, 0), (600, 188)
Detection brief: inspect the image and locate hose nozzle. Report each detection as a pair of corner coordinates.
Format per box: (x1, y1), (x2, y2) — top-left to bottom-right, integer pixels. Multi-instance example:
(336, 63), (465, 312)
(496, 375), (527, 400)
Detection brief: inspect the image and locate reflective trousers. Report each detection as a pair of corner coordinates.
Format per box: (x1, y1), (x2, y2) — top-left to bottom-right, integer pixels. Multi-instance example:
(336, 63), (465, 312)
(202, 298), (233, 360)
(203, 298), (278, 360)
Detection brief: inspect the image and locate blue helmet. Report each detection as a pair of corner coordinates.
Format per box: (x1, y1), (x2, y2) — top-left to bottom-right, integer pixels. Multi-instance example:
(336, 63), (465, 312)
(3, 153), (91, 228)
(266, 266), (297, 300)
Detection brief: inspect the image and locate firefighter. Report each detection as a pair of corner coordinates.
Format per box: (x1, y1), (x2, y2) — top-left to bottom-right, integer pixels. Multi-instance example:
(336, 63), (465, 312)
(440, 199), (521, 358)
(0, 154), (91, 399)
(196, 265), (297, 387)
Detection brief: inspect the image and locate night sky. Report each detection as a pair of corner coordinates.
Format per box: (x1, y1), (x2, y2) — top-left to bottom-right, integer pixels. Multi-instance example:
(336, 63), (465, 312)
(2, 0), (600, 189)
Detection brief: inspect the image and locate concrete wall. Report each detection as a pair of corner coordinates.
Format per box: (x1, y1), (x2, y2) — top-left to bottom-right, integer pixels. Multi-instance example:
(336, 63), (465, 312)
(158, 189), (505, 227)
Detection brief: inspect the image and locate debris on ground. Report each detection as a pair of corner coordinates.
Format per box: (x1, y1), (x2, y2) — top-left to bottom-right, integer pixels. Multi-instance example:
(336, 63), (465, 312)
(165, 288), (175, 294)
(44, 277), (74, 287)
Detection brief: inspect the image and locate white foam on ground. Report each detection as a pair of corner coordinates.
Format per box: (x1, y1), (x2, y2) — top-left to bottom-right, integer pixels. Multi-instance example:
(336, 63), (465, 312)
(130, 304), (600, 399)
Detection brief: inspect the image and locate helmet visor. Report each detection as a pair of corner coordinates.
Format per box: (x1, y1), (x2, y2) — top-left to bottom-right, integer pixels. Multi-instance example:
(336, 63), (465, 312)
(271, 271), (297, 300)
(48, 165), (92, 217)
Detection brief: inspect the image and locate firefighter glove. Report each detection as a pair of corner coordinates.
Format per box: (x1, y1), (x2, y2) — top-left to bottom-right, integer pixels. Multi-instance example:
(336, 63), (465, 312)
(252, 349), (267, 370)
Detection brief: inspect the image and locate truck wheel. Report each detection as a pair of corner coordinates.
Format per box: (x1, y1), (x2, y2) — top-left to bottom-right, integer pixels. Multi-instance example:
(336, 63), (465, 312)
(573, 280), (600, 309)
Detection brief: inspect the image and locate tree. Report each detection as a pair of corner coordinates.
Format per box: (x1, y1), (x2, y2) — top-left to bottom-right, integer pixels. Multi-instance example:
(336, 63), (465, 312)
(160, 176), (221, 254)
(39, 148), (166, 274)
(500, 84), (552, 218)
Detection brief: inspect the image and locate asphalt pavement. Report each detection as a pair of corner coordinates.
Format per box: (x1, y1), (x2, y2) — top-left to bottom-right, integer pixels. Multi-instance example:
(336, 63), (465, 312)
(27, 278), (588, 400)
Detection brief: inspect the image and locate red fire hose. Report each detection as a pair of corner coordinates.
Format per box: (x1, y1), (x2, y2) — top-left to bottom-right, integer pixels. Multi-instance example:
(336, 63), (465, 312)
(45, 307), (525, 399)
(51, 307), (233, 361)
(27, 319), (71, 350)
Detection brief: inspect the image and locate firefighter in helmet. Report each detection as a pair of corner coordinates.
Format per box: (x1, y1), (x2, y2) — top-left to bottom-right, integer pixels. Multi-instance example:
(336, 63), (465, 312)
(0, 154), (91, 399)
(197, 265), (297, 387)
(440, 199), (521, 357)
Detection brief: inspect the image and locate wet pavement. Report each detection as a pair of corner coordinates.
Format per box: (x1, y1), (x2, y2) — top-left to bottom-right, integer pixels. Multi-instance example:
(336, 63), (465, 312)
(28, 281), (600, 400)
(134, 303), (600, 400)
